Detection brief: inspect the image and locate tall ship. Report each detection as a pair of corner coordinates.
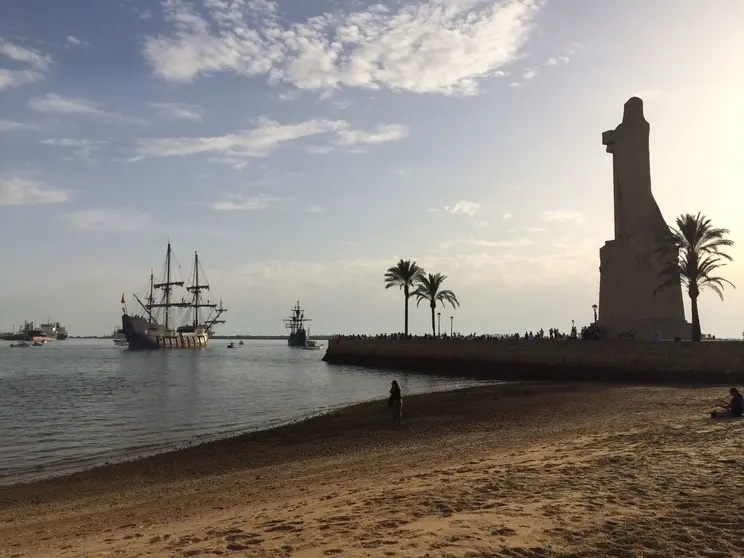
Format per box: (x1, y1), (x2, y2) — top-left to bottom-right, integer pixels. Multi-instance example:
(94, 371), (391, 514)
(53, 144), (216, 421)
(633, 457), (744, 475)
(121, 242), (227, 350)
(284, 301), (311, 347)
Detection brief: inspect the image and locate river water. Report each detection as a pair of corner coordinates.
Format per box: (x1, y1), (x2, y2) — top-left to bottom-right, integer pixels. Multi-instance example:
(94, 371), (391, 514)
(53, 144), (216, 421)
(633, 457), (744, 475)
(0, 339), (484, 485)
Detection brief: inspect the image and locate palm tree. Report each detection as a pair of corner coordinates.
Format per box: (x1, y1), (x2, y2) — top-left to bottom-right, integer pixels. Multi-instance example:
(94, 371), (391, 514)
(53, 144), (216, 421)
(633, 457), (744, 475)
(412, 273), (460, 337)
(384, 259), (425, 336)
(656, 212), (735, 342)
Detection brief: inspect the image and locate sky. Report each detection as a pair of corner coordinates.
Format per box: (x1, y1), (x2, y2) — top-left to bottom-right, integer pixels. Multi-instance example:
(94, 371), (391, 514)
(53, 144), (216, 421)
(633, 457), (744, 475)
(1, 0), (743, 337)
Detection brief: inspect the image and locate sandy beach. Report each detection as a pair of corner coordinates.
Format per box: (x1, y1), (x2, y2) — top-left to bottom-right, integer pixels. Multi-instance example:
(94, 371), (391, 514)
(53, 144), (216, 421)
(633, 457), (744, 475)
(2, 382), (743, 558)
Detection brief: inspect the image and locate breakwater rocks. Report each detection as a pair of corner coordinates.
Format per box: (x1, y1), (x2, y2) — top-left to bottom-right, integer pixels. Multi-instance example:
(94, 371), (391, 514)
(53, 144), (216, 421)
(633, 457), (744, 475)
(322, 338), (744, 384)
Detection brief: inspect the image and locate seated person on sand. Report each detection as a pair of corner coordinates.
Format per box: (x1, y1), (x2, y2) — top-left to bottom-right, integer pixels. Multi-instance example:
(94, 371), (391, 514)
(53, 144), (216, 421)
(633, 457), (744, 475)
(711, 388), (743, 419)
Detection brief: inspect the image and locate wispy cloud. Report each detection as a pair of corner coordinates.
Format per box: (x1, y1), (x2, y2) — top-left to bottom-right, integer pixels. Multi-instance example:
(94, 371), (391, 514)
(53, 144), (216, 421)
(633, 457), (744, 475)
(150, 102), (203, 121)
(213, 194), (281, 211)
(522, 226), (547, 233)
(541, 210), (586, 224)
(41, 138), (109, 162)
(440, 237), (534, 249)
(135, 118), (344, 160)
(63, 208), (150, 232)
(66, 36), (89, 47)
(444, 200), (481, 216)
(143, 0), (541, 95)
(28, 94), (146, 124)
(502, 213), (512, 220)
(0, 119), (39, 132)
(134, 118), (405, 163)
(305, 145), (335, 155)
(546, 56), (570, 65)
(0, 176), (70, 206)
(336, 124), (409, 147)
(0, 36), (51, 90)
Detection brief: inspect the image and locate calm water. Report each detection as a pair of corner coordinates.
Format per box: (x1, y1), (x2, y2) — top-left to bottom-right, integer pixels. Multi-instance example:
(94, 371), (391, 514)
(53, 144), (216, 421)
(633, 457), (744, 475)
(0, 339), (485, 485)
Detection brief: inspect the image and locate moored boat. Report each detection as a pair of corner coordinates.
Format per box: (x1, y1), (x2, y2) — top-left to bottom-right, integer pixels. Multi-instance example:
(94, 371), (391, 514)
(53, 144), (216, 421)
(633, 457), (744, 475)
(121, 242), (227, 350)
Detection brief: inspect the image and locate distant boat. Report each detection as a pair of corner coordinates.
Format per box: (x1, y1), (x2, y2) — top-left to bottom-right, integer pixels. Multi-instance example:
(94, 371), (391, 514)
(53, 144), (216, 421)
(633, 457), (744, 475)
(227, 342), (235, 348)
(239, 340), (244, 345)
(2, 321), (54, 342)
(112, 327), (128, 347)
(301, 329), (323, 350)
(10, 341), (29, 348)
(284, 301), (311, 347)
(32, 341), (45, 346)
(121, 242), (227, 350)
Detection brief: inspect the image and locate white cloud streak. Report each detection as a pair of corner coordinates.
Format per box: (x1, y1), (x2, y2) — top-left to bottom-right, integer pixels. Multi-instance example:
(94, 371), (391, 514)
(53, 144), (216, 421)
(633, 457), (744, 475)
(0, 177), (70, 206)
(212, 194), (281, 211)
(28, 94), (146, 124)
(150, 102), (203, 120)
(41, 138), (109, 162)
(0, 119), (39, 132)
(143, 0), (542, 95)
(0, 36), (51, 90)
(444, 200), (480, 216)
(134, 118), (407, 162)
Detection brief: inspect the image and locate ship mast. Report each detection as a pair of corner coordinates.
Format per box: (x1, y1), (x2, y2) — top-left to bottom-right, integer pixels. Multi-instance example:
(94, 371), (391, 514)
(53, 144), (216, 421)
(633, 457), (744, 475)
(146, 271), (155, 324)
(283, 301), (311, 334)
(151, 242), (185, 330)
(186, 251), (217, 328)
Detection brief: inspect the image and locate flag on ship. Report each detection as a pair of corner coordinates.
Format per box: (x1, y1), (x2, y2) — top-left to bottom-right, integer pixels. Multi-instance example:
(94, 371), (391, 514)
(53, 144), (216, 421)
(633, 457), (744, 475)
(121, 293), (125, 304)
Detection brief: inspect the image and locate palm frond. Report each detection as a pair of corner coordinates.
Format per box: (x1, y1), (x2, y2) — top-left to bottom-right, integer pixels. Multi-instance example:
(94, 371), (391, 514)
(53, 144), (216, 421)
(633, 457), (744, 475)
(384, 259), (425, 293)
(656, 212), (735, 300)
(413, 272), (460, 309)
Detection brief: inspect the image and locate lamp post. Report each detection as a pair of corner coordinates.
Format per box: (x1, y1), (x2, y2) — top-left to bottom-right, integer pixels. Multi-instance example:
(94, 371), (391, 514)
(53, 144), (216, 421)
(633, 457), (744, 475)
(592, 304), (598, 324)
(437, 312), (441, 337)
(450, 316), (454, 337)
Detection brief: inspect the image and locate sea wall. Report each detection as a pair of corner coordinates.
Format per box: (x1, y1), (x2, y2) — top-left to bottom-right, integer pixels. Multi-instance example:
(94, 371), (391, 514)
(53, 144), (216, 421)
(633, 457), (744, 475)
(322, 338), (744, 383)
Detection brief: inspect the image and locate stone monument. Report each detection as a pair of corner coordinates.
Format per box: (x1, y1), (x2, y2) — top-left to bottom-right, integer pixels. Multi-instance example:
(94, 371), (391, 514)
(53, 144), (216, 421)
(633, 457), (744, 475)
(598, 97), (691, 340)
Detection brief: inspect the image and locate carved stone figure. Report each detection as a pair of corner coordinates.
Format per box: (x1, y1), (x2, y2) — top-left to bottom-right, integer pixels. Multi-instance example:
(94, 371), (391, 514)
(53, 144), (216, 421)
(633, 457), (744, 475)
(597, 97), (690, 340)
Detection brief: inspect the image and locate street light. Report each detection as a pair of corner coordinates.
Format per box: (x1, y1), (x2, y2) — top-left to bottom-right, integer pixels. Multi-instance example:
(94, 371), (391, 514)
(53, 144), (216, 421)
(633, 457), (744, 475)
(450, 316), (454, 337)
(592, 304), (598, 323)
(437, 312), (441, 337)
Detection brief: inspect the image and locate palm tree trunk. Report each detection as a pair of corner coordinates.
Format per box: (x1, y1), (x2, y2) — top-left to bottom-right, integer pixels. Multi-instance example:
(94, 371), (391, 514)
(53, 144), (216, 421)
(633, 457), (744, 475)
(403, 286), (409, 337)
(430, 304), (436, 337)
(690, 293), (701, 342)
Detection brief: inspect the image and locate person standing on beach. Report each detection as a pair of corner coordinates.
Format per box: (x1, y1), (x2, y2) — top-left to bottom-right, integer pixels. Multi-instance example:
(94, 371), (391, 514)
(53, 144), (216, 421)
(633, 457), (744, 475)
(389, 380), (403, 425)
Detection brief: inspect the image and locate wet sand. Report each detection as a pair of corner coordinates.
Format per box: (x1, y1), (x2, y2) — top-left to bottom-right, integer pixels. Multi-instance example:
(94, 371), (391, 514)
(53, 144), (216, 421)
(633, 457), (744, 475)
(1, 383), (743, 557)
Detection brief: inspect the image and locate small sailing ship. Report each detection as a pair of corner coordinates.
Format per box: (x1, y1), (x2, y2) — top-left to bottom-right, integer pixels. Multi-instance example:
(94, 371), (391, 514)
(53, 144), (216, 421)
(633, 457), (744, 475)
(121, 242), (227, 350)
(284, 301), (311, 347)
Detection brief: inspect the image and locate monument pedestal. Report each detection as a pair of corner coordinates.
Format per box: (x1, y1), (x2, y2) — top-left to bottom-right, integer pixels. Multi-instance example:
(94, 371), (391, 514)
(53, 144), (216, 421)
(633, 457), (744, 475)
(599, 239), (691, 340)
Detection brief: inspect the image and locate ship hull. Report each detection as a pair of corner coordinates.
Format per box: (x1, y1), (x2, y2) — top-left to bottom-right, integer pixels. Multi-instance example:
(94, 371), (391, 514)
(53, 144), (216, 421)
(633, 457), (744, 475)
(288, 330), (307, 347)
(122, 314), (209, 350)
(56, 333), (68, 340)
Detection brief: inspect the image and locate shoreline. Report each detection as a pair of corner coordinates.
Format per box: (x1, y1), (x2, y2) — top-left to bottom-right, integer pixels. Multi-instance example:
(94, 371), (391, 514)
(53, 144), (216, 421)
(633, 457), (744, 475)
(3, 382), (743, 557)
(0, 380), (493, 488)
(0, 382), (508, 496)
